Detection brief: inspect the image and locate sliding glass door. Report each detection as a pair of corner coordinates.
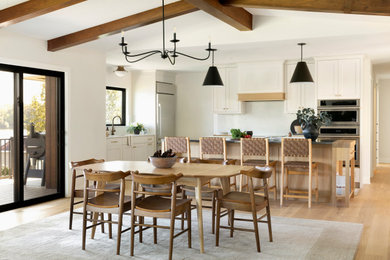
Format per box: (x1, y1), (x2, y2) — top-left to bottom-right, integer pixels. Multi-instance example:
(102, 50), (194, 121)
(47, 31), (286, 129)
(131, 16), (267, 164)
(0, 64), (65, 212)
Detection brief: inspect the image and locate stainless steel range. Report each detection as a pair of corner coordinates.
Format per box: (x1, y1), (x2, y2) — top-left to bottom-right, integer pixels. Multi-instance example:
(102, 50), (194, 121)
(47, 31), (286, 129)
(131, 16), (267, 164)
(318, 99), (360, 166)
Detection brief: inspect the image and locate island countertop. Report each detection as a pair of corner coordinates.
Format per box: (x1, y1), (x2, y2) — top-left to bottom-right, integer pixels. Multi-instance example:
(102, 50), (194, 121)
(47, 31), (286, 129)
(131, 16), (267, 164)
(188, 136), (334, 145)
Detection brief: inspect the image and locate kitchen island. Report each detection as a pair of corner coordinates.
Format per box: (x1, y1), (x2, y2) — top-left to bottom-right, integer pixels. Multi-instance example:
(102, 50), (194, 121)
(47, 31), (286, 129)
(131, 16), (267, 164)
(189, 137), (337, 203)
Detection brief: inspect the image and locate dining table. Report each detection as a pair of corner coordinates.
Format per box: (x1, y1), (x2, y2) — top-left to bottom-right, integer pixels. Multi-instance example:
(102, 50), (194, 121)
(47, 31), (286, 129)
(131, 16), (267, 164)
(76, 160), (253, 253)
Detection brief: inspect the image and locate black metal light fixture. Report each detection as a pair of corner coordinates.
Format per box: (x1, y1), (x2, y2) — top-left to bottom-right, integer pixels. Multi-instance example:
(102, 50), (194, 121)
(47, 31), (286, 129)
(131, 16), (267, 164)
(203, 50), (223, 87)
(290, 43), (314, 84)
(119, 0), (216, 67)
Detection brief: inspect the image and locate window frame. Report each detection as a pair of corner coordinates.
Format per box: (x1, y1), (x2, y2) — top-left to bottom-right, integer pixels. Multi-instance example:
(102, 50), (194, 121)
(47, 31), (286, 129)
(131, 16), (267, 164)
(106, 86), (126, 126)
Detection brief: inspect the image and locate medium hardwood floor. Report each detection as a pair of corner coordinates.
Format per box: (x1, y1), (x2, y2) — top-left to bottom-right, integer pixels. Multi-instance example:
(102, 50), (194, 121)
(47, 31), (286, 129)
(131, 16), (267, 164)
(0, 166), (389, 259)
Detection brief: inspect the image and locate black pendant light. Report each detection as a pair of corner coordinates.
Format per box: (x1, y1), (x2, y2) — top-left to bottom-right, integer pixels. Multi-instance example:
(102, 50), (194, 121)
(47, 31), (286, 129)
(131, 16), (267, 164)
(290, 43), (314, 84)
(203, 50), (223, 87)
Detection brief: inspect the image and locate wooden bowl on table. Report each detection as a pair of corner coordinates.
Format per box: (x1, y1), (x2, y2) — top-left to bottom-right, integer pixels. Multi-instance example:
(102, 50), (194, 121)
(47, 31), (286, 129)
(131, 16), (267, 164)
(149, 156), (177, 168)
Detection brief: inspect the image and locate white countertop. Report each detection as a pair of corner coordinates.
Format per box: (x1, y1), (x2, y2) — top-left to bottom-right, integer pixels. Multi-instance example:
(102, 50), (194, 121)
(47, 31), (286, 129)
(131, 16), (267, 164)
(106, 134), (155, 139)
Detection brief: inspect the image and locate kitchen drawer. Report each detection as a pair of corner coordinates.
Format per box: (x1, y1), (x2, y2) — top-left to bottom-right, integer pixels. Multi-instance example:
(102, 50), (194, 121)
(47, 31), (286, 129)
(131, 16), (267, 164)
(107, 137), (127, 146)
(131, 136), (155, 145)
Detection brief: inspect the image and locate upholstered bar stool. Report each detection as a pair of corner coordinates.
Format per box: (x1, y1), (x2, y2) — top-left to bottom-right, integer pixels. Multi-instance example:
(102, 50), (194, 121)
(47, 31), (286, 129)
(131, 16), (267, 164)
(280, 138), (319, 208)
(164, 136), (191, 163)
(240, 138), (277, 199)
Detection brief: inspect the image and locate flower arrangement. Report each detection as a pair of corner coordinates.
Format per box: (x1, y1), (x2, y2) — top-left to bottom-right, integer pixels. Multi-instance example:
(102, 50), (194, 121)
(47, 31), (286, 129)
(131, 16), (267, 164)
(127, 122), (145, 135)
(296, 108), (331, 129)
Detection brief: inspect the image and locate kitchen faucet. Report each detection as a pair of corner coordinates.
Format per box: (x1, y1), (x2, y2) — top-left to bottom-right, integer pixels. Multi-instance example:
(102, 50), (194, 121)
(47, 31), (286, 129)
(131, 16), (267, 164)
(111, 116), (122, 135)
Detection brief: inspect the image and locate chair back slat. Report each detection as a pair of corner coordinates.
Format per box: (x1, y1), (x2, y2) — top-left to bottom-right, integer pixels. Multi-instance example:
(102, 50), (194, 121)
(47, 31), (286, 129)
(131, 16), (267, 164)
(83, 169), (130, 182)
(165, 136), (191, 163)
(70, 158), (104, 168)
(282, 138), (311, 158)
(241, 166), (273, 180)
(132, 172), (183, 185)
(199, 137), (227, 160)
(241, 138), (267, 156)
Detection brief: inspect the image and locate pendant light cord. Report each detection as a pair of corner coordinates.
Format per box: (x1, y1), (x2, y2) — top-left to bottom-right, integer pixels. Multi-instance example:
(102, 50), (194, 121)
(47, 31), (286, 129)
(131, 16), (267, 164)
(162, 0), (166, 55)
(301, 44), (303, 62)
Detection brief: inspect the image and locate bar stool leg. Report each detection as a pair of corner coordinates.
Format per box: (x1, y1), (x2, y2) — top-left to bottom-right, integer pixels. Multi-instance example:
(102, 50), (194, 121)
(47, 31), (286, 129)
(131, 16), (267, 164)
(315, 166), (319, 202)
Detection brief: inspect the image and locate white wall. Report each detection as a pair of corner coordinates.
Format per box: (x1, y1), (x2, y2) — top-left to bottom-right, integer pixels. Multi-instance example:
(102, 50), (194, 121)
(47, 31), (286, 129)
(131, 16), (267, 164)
(175, 71), (295, 138)
(131, 71), (156, 134)
(175, 72), (214, 139)
(378, 79), (390, 163)
(0, 29), (106, 196)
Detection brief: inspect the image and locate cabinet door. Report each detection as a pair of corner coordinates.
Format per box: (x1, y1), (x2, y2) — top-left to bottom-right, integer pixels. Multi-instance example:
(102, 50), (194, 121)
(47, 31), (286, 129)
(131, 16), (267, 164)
(122, 145), (133, 161)
(213, 68), (227, 113)
(338, 58), (361, 99)
(316, 60), (338, 99)
(132, 145), (149, 161)
(107, 145), (122, 161)
(225, 67), (242, 113)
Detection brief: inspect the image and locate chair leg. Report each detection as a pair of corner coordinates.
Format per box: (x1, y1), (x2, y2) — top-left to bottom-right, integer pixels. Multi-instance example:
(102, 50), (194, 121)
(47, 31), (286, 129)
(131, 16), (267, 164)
(273, 167), (277, 200)
(130, 214), (136, 256)
(153, 217), (157, 244)
(169, 214), (175, 260)
(280, 164), (284, 206)
(266, 203), (273, 242)
(308, 168), (312, 209)
(108, 213), (112, 239)
(100, 213), (105, 233)
(116, 213), (123, 255)
(315, 166), (319, 202)
(239, 174), (243, 192)
(285, 168), (289, 200)
(187, 205), (192, 248)
(230, 210), (235, 238)
(139, 216), (143, 243)
(181, 191), (185, 230)
(69, 199), (75, 230)
(215, 199), (221, 247)
(211, 191), (216, 234)
(251, 209), (261, 252)
(82, 209), (87, 250)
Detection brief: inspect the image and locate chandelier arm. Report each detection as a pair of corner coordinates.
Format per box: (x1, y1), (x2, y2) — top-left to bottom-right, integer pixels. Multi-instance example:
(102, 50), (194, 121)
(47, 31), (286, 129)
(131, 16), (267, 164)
(166, 52), (176, 65)
(121, 46), (162, 58)
(125, 51), (162, 63)
(170, 50), (212, 61)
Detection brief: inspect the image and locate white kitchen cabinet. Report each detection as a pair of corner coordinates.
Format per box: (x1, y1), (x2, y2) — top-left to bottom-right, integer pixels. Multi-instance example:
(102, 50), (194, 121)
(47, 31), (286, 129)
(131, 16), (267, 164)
(316, 57), (361, 100)
(106, 135), (155, 161)
(213, 66), (243, 114)
(238, 60), (284, 93)
(106, 137), (124, 161)
(285, 62), (316, 113)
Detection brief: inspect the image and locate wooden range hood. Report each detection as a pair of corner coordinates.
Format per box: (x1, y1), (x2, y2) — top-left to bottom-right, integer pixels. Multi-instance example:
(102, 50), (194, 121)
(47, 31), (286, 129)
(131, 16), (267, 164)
(237, 92), (285, 102)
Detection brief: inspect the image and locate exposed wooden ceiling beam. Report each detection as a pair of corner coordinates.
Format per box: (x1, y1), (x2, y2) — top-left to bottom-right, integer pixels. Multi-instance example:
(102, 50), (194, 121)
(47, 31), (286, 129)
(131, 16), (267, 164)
(0, 0), (86, 28)
(220, 0), (390, 16)
(47, 1), (198, 52)
(184, 0), (252, 31)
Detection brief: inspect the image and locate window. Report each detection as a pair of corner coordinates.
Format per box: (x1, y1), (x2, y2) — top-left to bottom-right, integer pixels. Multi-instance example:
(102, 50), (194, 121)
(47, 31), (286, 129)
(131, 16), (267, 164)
(106, 86), (126, 125)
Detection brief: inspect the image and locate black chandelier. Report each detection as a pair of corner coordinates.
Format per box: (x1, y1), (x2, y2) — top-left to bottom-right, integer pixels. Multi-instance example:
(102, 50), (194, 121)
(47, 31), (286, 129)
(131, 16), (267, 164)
(119, 0), (217, 65)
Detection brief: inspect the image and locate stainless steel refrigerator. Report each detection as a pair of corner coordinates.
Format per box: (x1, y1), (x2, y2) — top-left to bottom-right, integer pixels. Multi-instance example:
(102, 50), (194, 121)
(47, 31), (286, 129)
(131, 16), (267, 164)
(156, 82), (176, 149)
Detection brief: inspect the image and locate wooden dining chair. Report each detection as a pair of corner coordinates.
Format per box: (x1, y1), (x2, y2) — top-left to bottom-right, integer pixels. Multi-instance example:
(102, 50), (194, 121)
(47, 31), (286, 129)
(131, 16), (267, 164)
(216, 166), (273, 253)
(281, 138), (319, 208)
(130, 171), (192, 260)
(82, 169), (131, 255)
(164, 136), (191, 163)
(69, 158), (119, 230)
(240, 138), (277, 199)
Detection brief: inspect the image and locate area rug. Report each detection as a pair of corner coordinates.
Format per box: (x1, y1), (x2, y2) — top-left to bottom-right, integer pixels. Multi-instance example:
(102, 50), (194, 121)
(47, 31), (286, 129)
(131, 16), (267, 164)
(0, 210), (362, 260)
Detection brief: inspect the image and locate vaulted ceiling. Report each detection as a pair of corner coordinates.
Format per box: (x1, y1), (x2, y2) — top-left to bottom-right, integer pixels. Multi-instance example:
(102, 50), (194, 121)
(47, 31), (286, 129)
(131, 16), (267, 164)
(2, 0), (390, 71)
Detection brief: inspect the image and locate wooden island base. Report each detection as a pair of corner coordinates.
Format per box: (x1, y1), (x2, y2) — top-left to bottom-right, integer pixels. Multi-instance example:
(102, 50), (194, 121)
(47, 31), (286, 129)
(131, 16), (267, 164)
(188, 140), (340, 204)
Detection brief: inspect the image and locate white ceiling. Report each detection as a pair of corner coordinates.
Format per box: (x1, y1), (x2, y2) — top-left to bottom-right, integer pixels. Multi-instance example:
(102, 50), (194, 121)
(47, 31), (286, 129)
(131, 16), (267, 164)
(4, 0), (390, 71)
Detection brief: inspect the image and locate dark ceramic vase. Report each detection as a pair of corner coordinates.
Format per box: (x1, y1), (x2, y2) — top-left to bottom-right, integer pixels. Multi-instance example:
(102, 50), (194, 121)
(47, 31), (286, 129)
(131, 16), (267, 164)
(301, 124), (319, 141)
(134, 129), (141, 135)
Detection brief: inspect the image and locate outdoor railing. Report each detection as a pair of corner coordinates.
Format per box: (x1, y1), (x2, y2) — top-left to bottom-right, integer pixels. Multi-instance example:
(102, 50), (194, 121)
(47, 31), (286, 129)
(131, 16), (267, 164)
(0, 138), (13, 179)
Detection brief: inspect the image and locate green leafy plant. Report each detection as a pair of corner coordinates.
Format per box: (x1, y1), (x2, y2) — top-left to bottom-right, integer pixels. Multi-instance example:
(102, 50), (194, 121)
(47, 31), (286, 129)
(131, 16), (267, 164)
(127, 122), (145, 134)
(1, 167), (9, 176)
(296, 108), (332, 129)
(230, 128), (245, 139)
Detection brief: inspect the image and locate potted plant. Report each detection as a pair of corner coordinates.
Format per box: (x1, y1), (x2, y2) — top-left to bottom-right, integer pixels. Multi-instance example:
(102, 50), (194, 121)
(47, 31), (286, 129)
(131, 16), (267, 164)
(127, 122), (145, 135)
(296, 108), (331, 141)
